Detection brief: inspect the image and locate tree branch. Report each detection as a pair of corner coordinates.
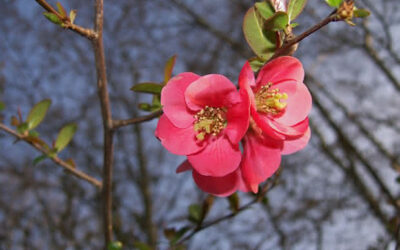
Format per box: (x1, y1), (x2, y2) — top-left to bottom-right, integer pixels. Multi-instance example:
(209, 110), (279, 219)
(112, 110), (162, 130)
(174, 175), (280, 246)
(91, 0), (115, 246)
(0, 123), (102, 189)
(35, 0), (97, 40)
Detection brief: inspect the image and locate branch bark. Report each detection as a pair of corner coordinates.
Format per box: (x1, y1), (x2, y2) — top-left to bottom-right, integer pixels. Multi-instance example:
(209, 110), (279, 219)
(0, 123), (102, 188)
(91, 0), (115, 246)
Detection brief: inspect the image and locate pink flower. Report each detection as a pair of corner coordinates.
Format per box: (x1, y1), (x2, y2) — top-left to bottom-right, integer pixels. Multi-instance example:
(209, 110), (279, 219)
(238, 57), (312, 192)
(155, 72), (250, 180)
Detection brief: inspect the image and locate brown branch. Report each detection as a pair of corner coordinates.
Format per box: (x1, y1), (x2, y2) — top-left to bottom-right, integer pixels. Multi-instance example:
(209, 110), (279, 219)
(0, 123), (102, 188)
(272, 12), (338, 59)
(35, 0), (97, 40)
(112, 110), (162, 130)
(91, 0), (115, 246)
(174, 175), (280, 246)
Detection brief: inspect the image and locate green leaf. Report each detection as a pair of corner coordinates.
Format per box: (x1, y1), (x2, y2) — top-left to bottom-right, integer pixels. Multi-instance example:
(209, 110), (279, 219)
(254, 1), (275, 20)
(164, 55), (177, 84)
(228, 193), (240, 213)
(290, 22), (299, 28)
(26, 99), (51, 130)
(28, 130), (40, 138)
(287, 0), (307, 21)
(164, 227), (190, 245)
(133, 242), (152, 250)
(43, 12), (62, 25)
(17, 122), (29, 134)
(396, 176), (400, 184)
(248, 57), (266, 72)
(325, 0), (343, 8)
(69, 10), (77, 24)
(33, 154), (48, 165)
(264, 11), (289, 31)
(188, 204), (202, 224)
(130, 82), (163, 95)
(56, 2), (67, 18)
(0, 101), (5, 111)
(354, 9), (370, 18)
(138, 103), (152, 112)
(243, 7), (277, 60)
(54, 123), (77, 152)
(107, 241), (123, 250)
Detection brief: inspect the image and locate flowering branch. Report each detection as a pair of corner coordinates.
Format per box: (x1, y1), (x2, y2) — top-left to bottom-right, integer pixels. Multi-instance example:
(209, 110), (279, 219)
(0, 123), (102, 188)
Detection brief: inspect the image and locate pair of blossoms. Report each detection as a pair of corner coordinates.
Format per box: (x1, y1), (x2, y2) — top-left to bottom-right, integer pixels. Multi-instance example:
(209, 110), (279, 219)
(155, 56), (312, 197)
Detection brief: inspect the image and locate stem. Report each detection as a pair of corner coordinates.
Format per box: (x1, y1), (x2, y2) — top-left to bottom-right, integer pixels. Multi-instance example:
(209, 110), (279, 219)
(35, 0), (97, 40)
(174, 176), (279, 245)
(0, 123), (102, 188)
(112, 110), (162, 130)
(272, 13), (338, 59)
(92, 0), (114, 246)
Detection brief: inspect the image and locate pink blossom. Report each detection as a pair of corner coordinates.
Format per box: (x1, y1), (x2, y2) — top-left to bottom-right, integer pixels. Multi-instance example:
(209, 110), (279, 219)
(238, 57), (312, 192)
(240, 56), (312, 153)
(155, 72), (250, 179)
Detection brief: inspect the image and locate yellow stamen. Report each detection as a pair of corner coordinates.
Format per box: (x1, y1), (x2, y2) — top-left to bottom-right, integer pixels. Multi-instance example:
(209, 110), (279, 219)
(255, 83), (288, 115)
(193, 106), (227, 141)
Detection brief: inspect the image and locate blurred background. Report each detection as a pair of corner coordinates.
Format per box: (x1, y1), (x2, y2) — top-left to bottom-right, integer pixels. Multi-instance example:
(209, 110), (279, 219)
(0, 0), (399, 249)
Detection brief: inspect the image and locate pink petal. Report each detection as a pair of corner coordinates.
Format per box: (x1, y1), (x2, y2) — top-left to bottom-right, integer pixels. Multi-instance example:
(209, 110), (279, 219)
(225, 89), (250, 145)
(256, 56), (304, 89)
(187, 136), (241, 177)
(250, 107), (286, 140)
(185, 74), (240, 109)
(155, 114), (205, 155)
(238, 62), (256, 107)
(281, 127), (311, 155)
(273, 81), (312, 126)
(241, 133), (282, 193)
(268, 117), (309, 139)
(161, 72), (200, 128)
(239, 61), (256, 88)
(176, 160), (192, 173)
(192, 169), (240, 197)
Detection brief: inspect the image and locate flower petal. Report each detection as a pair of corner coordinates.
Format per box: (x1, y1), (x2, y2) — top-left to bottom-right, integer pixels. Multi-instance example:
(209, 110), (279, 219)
(281, 127), (311, 155)
(256, 56), (304, 89)
(155, 114), (205, 155)
(185, 74), (240, 109)
(161, 72), (200, 128)
(241, 132), (282, 193)
(251, 107), (286, 140)
(225, 89), (250, 145)
(192, 169), (240, 197)
(187, 136), (241, 177)
(273, 81), (312, 126)
(239, 62), (256, 107)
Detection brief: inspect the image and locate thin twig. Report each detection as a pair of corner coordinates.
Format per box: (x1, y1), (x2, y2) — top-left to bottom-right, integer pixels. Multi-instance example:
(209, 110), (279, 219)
(0, 123), (102, 188)
(35, 0), (97, 40)
(112, 110), (162, 130)
(174, 176), (279, 245)
(272, 12), (338, 59)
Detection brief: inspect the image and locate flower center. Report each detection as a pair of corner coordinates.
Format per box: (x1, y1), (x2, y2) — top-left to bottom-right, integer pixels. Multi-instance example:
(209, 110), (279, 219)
(193, 106), (227, 141)
(255, 83), (288, 116)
